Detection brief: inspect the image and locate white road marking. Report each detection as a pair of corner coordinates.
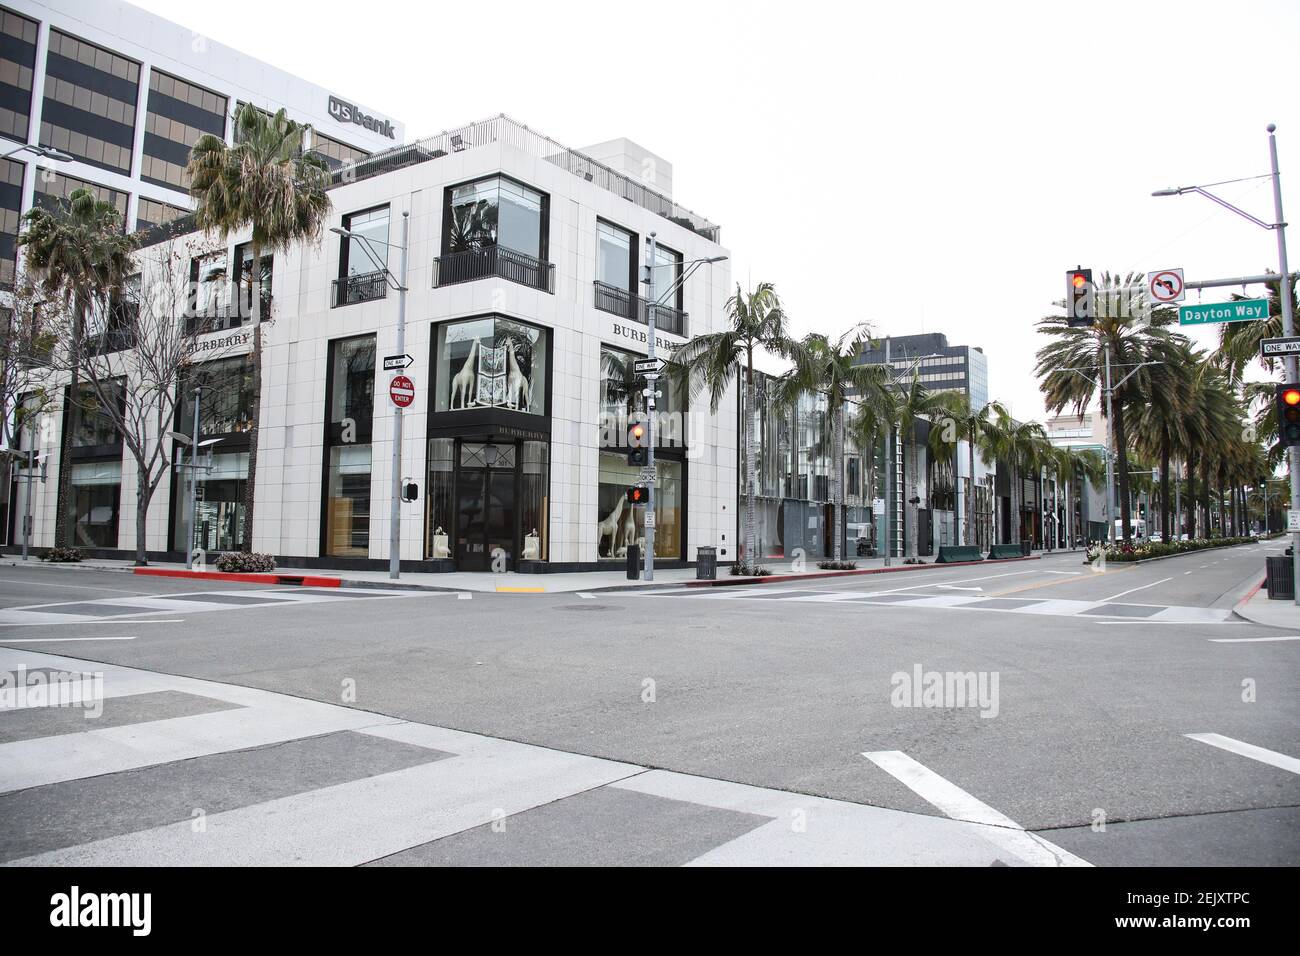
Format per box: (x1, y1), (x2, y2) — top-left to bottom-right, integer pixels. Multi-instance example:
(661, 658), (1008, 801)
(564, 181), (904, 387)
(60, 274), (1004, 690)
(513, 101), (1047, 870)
(0, 636), (136, 643)
(576, 592), (596, 600)
(1184, 733), (1300, 775)
(457, 593), (472, 601)
(937, 585), (983, 592)
(0, 578), (147, 594)
(1099, 577), (1172, 602)
(0, 619), (182, 627)
(1209, 635), (1300, 643)
(862, 751), (1090, 867)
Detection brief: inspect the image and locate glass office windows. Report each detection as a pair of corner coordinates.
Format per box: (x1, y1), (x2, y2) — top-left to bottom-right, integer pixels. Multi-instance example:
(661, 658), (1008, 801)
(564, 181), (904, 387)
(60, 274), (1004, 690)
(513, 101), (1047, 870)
(597, 220), (634, 291)
(41, 29), (139, 175)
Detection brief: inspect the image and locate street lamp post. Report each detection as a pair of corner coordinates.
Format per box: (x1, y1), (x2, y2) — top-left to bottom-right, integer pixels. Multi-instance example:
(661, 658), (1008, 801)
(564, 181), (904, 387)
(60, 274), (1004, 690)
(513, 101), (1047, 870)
(1153, 124), (1298, 603)
(331, 213), (408, 579)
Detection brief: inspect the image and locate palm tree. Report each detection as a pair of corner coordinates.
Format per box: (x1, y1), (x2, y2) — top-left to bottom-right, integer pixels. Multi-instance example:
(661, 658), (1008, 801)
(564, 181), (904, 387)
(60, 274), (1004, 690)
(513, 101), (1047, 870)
(984, 410), (1050, 546)
(1050, 446), (1105, 545)
(1128, 341), (1196, 542)
(775, 324), (893, 561)
(933, 394), (1006, 547)
(1036, 271), (1181, 545)
(1216, 276), (1299, 381)
(188, 103), (331, 553)
(672, 282), (793, 566)
(18, 188), (135, 548)
(891, 371), (964, 557)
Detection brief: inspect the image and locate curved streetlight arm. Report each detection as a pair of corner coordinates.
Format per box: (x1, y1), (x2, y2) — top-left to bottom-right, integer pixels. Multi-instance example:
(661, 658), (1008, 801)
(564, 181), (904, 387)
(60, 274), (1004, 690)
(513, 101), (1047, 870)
(1152, 184), (1277, 231)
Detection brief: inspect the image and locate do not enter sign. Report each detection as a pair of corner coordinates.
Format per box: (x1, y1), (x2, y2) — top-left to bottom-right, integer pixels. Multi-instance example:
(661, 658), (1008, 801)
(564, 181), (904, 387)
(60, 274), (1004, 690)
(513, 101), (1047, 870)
(389, 375), (415, 408)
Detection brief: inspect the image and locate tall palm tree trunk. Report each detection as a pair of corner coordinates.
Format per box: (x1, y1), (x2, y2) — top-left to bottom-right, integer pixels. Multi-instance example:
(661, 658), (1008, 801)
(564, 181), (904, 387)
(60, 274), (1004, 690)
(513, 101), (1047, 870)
(1113, 402), (1133, 545)
(743, 365), (756, 565)
(1159, 435), (1171, 544)
(832, 403), (843, 561)
(1186, 452), (1197, 538)
(54, 299), (85, 549)
(1200, 456), (1212, 538)
(240, 244), (263, 554)
(967, 431), (976, 548)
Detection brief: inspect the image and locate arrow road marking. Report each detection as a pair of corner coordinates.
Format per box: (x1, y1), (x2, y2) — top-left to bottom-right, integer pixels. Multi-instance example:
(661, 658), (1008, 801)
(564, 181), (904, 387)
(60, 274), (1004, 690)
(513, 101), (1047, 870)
(1184, 734), (1300, 775)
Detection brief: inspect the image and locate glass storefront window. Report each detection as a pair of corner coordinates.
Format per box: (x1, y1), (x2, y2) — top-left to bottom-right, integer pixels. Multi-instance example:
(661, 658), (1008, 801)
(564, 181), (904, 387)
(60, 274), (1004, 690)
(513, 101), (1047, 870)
(174, 452), (247, 552)
(600, 344), (685, 448)
(447, 176), (545, 258)
(179, 356), (255, 437)
(69, 383), (122, 448)
(434, 316), (547, 415)
(597, 452), (681, 561)
(70, 460), (120, 548)
(325, 444), (371, 557)
(520, 441), (548, 561)
(324, 335), (375, 557)
(425, 438), (455, 559)
(329, 336), (376, 429)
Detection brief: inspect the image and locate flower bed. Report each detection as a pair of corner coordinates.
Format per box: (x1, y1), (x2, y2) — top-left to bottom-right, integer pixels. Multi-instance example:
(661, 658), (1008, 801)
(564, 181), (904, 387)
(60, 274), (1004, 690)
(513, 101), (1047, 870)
(1085, 534), (1274, 564)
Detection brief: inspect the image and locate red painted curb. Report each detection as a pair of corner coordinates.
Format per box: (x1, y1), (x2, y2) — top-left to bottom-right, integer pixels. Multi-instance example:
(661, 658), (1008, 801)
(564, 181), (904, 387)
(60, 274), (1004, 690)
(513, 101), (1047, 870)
(1233, 576), (1267, 613)
(684, 555), (1041, 588)
(132, 568), (342, 587)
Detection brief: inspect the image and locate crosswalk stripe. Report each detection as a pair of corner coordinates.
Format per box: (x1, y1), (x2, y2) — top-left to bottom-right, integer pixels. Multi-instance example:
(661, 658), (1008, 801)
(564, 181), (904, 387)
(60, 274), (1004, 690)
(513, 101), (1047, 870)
(1184, 733), (1300, 775)
(862, 751), (1091, 867)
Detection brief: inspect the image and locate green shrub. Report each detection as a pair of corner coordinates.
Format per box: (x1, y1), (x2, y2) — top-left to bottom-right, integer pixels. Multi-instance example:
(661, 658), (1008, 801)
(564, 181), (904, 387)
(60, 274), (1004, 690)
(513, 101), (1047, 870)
(40, 547), (82, 563)
(817, 560), (858, 570)
(729, 562), (771, 576)
(215, 551), (276, 573)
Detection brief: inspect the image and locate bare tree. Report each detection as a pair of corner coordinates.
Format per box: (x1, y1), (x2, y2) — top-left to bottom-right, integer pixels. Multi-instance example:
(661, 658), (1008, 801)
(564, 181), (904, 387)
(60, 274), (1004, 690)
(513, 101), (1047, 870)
(45, 238), (233, 564)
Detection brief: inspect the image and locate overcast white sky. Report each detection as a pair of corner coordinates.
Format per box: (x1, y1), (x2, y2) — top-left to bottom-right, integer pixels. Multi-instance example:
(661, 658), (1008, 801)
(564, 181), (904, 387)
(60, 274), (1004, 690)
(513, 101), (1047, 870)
(138, 0), (1300, 423)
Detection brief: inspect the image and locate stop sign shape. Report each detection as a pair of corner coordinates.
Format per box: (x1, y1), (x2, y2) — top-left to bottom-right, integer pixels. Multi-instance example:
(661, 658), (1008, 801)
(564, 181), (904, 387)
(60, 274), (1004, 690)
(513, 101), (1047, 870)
(389, 375), (415, 408)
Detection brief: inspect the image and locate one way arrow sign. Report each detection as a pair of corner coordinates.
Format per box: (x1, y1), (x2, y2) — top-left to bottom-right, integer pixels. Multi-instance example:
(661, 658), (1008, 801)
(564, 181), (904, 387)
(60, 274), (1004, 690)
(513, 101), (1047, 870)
(383, 353), (414, 371)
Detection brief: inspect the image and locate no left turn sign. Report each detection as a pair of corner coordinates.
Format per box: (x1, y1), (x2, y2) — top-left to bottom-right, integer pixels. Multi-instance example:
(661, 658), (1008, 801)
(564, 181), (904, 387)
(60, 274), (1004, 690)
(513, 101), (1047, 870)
(1147, 268), (1185, 304)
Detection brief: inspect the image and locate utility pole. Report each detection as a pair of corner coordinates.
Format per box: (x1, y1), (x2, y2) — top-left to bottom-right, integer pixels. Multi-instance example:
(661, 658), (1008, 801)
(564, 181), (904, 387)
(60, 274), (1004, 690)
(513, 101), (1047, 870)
(883, 338), (893, 564)
(186, 386), (203, 569)
(389, 211), (409, 580)
(643, 233), (658, 582)
(1264, 127), (1300, 605)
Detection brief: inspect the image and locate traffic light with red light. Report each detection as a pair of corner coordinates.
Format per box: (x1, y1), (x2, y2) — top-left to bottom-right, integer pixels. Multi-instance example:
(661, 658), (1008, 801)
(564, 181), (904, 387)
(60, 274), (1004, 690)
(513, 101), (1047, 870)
(1276, 383), (1300, 447)
(627, 420), (647, 466)
(626, 485), (648, 505)
(1066, 267), (1094, 327)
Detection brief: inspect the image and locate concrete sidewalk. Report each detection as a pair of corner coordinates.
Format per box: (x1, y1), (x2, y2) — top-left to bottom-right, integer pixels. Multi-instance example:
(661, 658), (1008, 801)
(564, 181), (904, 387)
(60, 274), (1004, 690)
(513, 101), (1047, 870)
(1, 549), (1081, 593)
(1234, 578), (1300, 629)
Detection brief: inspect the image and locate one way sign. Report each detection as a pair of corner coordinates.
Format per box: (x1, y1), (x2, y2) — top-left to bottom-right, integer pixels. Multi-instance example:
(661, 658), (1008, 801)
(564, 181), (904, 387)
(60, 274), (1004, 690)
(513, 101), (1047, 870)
(1260, 337), (1300, 359)
(383, 353), (414, 371)
(633, 357), (666, 376)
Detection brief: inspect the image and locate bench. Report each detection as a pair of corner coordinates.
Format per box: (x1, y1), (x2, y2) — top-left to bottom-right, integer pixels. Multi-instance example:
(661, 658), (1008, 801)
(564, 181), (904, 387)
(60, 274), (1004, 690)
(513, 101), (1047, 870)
(936, 546), (983, 563)
(988, 544), (1027, 559)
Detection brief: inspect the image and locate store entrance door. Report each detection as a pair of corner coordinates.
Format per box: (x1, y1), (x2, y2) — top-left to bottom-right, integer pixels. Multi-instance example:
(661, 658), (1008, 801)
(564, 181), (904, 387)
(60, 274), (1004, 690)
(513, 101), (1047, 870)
(455, 443), (518, 571)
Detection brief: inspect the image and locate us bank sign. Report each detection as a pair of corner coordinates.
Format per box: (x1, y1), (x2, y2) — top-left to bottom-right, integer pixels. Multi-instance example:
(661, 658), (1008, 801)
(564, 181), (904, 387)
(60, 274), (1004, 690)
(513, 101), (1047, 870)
(328, 96), (396, 139)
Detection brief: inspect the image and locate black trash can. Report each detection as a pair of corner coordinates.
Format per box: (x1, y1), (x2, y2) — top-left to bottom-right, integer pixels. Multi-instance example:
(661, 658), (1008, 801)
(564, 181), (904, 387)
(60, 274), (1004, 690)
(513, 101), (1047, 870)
(1265, 555), (1294, 600)
(626, 543), (640, 580)
(696, 545), (717, 580)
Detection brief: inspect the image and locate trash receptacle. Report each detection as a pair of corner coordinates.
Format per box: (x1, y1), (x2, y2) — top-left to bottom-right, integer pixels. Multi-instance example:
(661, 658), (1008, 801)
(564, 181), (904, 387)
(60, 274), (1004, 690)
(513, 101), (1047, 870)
(1265, 555), (1294, 600)
(696, 545), (717, 580)
(626, 543), (640, 580)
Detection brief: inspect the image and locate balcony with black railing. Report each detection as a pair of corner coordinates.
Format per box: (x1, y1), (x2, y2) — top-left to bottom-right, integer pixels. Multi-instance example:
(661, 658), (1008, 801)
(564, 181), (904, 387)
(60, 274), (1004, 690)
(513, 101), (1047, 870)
(593, 281), (688, 337)
(433, 245), (555, 294)
(332, 270), (388, 307)
(185, 291), (272, 335)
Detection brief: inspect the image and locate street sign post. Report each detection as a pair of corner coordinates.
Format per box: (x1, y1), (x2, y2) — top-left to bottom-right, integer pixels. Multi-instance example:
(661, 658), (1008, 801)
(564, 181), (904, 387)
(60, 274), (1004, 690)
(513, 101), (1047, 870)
(1288, 510), (1300, 533)
(389, 375), (415, 408)
(633, 357), (666, 376)
(1261, 337), (1300, 359)
(383, 353), (414, 371)
(1178, 299), (1269, 326)
(1147, 268), (1185, 304)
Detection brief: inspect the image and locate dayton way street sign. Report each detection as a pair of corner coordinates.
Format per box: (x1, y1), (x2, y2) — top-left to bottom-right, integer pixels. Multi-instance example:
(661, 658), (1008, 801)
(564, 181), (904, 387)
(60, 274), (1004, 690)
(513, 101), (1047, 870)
(1261, 337), (1300, 359)
(389, 375), (415, 408)
(1179, 299), (1269, 326)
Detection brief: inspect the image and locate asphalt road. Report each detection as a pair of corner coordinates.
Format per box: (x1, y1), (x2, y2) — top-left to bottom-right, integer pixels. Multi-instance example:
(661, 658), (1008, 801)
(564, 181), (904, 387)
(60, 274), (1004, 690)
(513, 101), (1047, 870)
(0, 541), (1295, 866)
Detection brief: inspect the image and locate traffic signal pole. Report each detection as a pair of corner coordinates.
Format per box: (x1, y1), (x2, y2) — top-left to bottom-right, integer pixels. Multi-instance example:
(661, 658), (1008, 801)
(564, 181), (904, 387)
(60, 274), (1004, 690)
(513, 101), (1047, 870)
(643, 233), (658, 582)
(1262, 127), (1300, 605)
